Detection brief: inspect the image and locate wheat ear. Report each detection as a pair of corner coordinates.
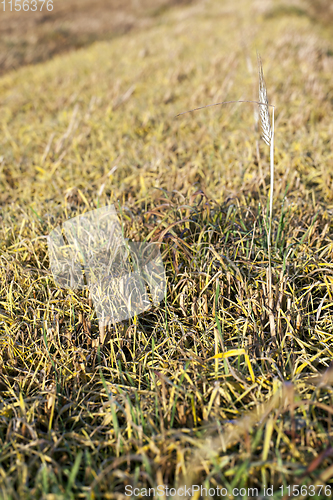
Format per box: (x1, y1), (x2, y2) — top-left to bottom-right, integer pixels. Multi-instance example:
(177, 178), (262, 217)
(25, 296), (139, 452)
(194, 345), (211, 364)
(257, 52), (275, 339)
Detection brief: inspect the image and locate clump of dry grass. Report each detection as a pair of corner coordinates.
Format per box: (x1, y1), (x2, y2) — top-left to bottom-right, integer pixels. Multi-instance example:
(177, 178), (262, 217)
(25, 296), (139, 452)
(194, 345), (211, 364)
(1, 0), (333, 498)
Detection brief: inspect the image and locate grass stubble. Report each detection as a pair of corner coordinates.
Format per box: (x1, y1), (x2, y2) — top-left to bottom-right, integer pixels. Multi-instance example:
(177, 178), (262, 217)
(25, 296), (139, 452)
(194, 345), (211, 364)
(1, 0), (333, 498)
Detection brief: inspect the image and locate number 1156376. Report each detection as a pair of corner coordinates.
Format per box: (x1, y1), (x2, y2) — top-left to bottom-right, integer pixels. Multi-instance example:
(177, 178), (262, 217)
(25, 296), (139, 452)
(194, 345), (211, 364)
(1, 0), (53, 11)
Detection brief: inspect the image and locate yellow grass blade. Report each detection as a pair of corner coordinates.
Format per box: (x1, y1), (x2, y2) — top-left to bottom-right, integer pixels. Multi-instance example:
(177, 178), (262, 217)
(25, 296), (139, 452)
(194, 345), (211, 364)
(211, 348), (255, 383)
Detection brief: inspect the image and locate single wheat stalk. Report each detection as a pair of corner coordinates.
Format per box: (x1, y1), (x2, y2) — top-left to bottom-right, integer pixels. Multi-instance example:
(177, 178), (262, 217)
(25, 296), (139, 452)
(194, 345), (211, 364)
(176, 53), (276, 339)
(257, 53), (276, 339)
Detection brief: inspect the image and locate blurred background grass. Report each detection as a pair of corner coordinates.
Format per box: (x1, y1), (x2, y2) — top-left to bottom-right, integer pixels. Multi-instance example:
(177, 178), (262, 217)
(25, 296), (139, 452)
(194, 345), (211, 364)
(0, 0), (193, 76)
(0, 0), (332, 77)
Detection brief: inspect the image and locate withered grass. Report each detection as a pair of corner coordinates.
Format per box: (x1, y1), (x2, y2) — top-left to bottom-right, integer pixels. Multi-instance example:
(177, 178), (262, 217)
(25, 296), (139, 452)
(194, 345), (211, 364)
(1, 0), (333, 498)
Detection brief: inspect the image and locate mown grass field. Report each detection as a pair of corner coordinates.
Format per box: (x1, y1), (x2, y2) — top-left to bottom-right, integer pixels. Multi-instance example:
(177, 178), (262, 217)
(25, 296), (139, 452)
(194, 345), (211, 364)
(1, 0), (333, 498)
